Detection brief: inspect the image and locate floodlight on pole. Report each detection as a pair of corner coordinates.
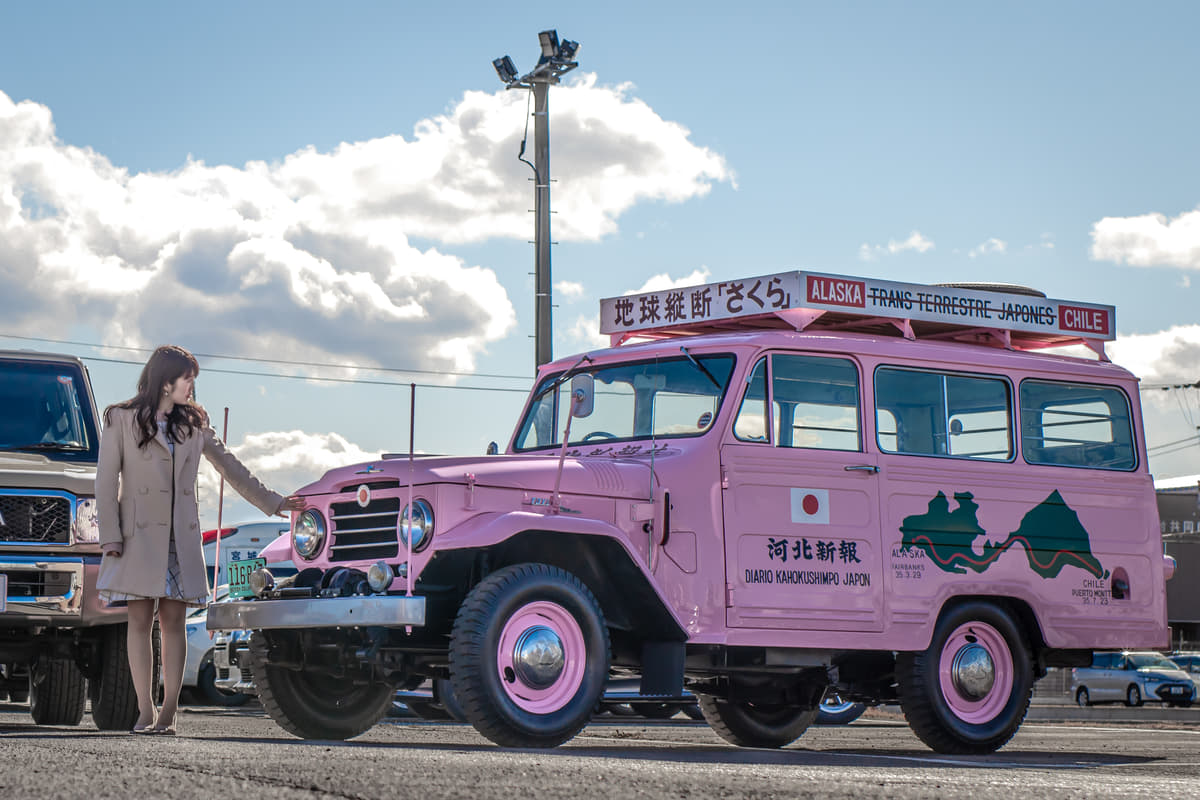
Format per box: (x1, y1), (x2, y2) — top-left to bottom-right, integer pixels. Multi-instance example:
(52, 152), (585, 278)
(490, 29), (580, 369)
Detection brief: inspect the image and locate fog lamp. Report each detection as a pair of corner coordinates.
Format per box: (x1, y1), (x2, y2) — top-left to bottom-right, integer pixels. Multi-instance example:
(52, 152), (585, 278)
(367, 561), (393, 593)
(249, 567), (275, 598)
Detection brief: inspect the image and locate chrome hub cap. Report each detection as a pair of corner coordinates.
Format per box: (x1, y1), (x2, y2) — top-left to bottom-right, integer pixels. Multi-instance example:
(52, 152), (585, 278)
(951, 643), (995, 700)
(512, 626), (565, 689)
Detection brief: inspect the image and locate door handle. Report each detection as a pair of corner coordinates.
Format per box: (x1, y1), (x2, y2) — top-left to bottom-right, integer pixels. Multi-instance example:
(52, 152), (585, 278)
(844, 464), (879, 474)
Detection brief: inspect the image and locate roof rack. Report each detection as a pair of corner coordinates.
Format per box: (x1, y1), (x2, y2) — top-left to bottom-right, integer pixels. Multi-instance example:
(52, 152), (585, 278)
(599, 271), (1115, 360)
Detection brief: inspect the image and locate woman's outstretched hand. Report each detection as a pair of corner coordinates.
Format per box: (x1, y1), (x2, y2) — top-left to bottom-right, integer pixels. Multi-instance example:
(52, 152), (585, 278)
(275, 495), (306, 516)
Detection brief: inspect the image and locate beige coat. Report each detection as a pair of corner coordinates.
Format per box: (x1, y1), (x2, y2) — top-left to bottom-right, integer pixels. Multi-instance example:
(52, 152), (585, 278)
(96, 406), (284, 600)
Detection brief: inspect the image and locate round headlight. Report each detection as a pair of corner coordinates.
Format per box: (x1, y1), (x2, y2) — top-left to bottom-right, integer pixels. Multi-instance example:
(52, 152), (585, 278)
(293, 509), (326, 560)
(249, 567), (275, 598)
(400, 499), (434, 552)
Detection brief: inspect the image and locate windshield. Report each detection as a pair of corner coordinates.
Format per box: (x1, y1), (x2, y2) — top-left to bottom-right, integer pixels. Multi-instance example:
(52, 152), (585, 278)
(0, 360), (98, 461)
(514, 353), (736, 451)
(1128, 654), (1180, 670)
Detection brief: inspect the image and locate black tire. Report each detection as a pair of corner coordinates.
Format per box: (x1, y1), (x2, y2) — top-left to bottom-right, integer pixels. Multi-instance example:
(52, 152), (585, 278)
(815, 694), (868, 726)
(1075, 687), (1090, 708)
(435, 678), (468, 723)
(697, 695), (819, 748)
(448, 563), (610, 748)
(88, 624), (142, 730)
(1126, 685), (1142, 707)
(897, 601), (1033, 754)
(30, 657), (86, 726)
(249, 633), (394, 740)
(197, 662), (250, 707)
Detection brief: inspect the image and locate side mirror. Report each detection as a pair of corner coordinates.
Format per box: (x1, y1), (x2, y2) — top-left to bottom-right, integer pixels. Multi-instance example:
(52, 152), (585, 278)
(486, 441), (499, 455)
(569, 374), (594, 418)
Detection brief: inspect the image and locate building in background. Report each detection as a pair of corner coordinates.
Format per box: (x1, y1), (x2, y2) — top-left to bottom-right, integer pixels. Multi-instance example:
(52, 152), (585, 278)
(1157, 475), (1200, 648)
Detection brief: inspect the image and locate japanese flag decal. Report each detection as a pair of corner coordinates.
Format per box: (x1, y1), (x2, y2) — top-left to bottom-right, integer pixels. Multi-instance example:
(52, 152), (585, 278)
(791, 488), (830, 524)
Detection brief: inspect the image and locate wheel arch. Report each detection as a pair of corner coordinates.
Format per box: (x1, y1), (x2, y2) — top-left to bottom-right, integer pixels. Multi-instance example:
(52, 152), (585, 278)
(420, 525), (686, 645)
(929, 594), (1047, 656)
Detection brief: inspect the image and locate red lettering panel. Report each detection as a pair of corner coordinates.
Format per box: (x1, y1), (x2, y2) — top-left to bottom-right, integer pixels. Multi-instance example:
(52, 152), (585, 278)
(808, 276), (865, 308)
(1059, 304), (1111, 336)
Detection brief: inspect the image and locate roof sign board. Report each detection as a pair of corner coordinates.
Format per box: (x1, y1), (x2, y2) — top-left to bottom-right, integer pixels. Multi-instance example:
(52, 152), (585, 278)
(599, 270), (1116, 342)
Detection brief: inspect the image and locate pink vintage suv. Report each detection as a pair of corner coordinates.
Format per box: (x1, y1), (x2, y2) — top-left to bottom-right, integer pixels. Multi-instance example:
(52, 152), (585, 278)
(209, 271), (1172, 754)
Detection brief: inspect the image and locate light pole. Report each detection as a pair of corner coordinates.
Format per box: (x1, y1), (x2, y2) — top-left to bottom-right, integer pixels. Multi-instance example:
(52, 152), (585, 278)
(493, 30), (580, 369)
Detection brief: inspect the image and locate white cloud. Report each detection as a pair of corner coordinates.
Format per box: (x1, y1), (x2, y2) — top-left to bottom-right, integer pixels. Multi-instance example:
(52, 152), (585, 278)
(196, 429), (379, 528)
(563, 313), (610, 350)
(555, 280), (585, 300)
(626, 267), (712, 295)
(1090, 207), (1200, 269)
(968, 238), (1007, 258)
(858, 231), (935, 261)
(0, 79), (729, 372)
(1108, 325), (1200, 385)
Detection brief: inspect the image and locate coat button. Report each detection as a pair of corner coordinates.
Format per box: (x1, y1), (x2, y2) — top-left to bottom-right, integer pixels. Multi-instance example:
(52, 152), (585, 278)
(138, 487), (149, 495)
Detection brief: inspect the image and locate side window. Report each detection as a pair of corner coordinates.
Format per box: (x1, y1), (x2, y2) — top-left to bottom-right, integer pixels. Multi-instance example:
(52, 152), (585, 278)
(1019, 380), (1135, 470)
(874, 368), (1013, 460)
(733, 358), (769, 442)
(1092, 652), (1116, 669)
(771, 355), (861, 451)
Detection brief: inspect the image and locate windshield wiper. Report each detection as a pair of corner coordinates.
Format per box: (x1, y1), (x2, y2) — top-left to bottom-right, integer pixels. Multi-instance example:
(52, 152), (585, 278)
(680, 346), (722, 389)
(532, 353), (594, 402)
(6, 442), (87, 452)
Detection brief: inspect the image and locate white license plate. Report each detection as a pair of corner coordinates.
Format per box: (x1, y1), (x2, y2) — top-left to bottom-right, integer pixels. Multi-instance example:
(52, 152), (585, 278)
(1171, 686), (1184, 694)
(0, 574), (6, 613)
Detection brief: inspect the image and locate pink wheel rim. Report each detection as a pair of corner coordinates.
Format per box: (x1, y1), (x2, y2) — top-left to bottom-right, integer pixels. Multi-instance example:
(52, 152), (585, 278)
(937, 621), (1013, 724)
(496, 601), (586, 714)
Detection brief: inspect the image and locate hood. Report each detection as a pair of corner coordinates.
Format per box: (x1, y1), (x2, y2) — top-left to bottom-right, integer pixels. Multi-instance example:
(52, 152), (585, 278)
(296, 452), (677, 501)
(0, 452), (96, 496)
(1139, 667), (1190, 680)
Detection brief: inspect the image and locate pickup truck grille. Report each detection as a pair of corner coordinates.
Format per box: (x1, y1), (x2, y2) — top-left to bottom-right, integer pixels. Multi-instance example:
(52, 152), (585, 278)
(0, 495), (71, 544)
(328, 497), (399, 562)
(2, 569), (74, 597)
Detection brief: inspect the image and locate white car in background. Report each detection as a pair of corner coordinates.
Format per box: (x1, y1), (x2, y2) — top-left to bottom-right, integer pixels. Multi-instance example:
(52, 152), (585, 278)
(203, 518), (291, 587)
(183, 585), (250, 705)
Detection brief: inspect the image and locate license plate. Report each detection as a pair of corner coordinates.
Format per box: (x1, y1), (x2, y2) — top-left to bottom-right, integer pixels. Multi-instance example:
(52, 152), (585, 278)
(0, 574), (6, 613)
(227, 557), (266, 599)
(1171, 686), (1184, 694)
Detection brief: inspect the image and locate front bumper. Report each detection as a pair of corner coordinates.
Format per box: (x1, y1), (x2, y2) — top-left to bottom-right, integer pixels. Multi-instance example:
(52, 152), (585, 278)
(1, 555), (83, 621)
(206, 595), (426, 631)
(1150, 681), (1194, 702)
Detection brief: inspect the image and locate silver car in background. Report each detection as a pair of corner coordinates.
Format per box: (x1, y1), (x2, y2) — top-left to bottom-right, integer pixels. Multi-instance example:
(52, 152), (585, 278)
(1071, 651), (1195, 708)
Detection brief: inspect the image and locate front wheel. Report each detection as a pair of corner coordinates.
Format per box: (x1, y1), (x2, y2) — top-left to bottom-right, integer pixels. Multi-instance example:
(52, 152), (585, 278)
(1075, 687), (1090, 707)
(449, 563), (610, 748)
(897, 601), (1033, 754)
(89, 624), (143, 730)
(1126, 685), (1142, 707)
(249, 633), (394, 740)
(697, 696), (819, 748)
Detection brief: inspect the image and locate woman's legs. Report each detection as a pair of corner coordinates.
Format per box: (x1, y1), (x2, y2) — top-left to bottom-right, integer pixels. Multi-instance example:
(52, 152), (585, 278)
(155, 598), (188, 728)
(125, 599), (157, 727)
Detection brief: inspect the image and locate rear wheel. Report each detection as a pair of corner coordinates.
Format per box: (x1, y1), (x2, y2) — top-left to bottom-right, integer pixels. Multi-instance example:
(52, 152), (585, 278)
(698, 696), (819, 748)
(449, 563), (610, 748)
(30, 656), (86, 726)
(815, 693), (867, 726)
(249, 633), (394, 740)
(1075, 687), (1090, 707)
(897, 601), (1033, 754)
(1126, 685), (1142, 707)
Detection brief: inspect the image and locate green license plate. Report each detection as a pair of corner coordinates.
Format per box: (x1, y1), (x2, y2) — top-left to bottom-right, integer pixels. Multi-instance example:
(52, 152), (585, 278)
(228, 557), (266, 599)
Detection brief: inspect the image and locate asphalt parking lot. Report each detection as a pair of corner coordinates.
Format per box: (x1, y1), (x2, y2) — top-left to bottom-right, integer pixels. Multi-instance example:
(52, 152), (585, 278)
(2, 701), (1200, 800)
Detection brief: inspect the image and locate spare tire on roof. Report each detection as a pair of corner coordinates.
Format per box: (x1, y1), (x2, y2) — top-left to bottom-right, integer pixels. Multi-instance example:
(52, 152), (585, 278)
(934, 282), (1046, 298)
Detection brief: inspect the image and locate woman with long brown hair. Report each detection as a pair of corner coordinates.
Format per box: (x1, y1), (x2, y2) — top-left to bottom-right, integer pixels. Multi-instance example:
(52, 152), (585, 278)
(96, 345), (303, 734)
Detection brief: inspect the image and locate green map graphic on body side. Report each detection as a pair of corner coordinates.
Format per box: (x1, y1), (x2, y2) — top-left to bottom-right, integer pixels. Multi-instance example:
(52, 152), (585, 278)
(899, 489), (1107, 580)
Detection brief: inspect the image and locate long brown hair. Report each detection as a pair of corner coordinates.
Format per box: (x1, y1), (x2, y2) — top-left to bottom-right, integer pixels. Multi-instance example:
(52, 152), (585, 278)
(104, 345), (208, 448)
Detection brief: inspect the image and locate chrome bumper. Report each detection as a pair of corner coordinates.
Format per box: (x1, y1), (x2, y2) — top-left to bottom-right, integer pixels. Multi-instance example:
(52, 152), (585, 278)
(206, 595), (426, 631)
(0, 555), (84, 620)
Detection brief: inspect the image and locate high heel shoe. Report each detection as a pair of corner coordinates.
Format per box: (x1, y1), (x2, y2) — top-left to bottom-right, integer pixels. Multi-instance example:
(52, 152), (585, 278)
(148, 719), (176, 736)
(130, 719), (155, 734)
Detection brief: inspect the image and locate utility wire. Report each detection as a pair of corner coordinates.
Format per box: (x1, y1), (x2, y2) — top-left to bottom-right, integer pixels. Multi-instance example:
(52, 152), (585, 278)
(0, 332), (531, 382)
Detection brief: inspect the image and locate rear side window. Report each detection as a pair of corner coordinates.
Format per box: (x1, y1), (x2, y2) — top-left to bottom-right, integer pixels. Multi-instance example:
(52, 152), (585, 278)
(1019, 380), (1135, 471)
(875, 368), (1013, 461)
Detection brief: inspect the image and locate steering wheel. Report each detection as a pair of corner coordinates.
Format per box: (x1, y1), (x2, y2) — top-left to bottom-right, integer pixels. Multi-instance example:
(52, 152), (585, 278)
(581, 431), (618, 442)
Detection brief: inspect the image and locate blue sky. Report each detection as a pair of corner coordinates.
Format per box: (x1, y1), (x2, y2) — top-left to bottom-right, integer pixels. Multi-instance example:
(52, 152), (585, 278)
(3, 1), (1199, 525)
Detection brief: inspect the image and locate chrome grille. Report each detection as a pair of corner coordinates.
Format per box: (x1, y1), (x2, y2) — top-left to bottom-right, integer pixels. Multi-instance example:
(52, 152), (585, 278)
(0, 494), (72, 544)
(328, 496), (399, 562)
(1, 569), (74, 597)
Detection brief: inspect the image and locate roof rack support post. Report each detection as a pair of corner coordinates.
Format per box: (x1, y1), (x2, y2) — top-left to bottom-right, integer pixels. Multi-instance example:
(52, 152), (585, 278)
(774, 308), (826, 331)
(1082, 339), (1110, 362)
(890, 318), (915, 340)
(989, 329), (1013, 350)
